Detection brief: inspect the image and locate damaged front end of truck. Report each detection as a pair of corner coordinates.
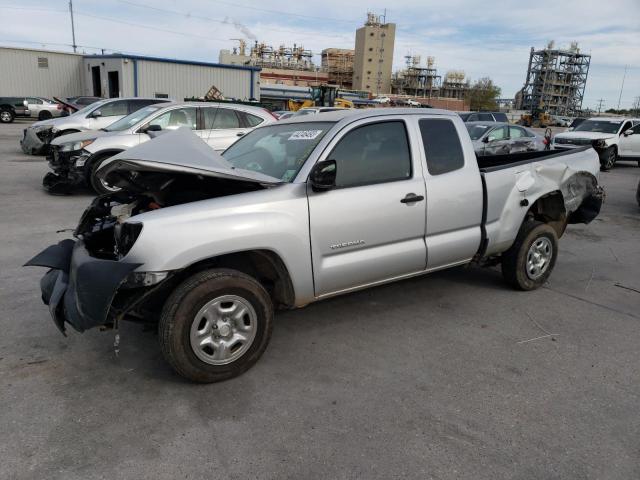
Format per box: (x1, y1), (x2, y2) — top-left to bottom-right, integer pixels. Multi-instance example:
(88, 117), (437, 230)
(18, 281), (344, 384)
(25, 128), (283, 334)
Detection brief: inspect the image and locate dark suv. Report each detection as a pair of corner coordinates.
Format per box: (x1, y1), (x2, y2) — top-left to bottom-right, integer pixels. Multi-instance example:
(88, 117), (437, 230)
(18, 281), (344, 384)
(458, 111), (509, 123)
(0, 97), (30, 123)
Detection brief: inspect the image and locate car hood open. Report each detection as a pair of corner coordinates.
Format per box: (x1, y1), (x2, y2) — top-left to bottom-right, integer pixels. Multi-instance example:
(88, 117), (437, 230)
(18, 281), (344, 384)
(97, 127), (284, 186)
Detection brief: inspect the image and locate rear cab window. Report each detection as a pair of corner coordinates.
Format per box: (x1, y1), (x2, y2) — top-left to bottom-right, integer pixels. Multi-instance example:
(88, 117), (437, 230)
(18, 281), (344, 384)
(419, 118), (465, 175)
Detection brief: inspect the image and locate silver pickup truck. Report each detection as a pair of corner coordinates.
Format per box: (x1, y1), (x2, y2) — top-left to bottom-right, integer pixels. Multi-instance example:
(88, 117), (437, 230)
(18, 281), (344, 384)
(26, 109), (604, 382)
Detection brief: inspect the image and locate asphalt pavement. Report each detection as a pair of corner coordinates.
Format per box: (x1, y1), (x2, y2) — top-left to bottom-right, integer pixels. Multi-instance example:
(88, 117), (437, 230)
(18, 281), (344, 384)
(1, 120), (639, 479)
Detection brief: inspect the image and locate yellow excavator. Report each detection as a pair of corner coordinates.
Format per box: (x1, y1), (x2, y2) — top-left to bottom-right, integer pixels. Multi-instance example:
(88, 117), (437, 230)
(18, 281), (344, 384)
(288, 84), (353, 112)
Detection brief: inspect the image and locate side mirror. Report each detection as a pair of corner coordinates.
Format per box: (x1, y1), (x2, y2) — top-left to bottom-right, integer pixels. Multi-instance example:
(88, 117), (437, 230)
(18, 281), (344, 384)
(623, 129), (634, 136)
(309, 160), (337, 192)
(482, 136), (490, 143)
(145, 124), (162, 132)
(90, 109), (102, 118)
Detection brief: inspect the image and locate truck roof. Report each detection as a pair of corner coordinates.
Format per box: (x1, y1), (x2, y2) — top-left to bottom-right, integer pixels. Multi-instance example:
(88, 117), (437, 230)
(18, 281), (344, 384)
(277, 108), (459, 125)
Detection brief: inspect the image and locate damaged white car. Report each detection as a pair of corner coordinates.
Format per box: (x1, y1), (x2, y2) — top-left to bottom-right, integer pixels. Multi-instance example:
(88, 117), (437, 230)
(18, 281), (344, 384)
(26, 109), (604, 382)
(553, 117), (640, 170)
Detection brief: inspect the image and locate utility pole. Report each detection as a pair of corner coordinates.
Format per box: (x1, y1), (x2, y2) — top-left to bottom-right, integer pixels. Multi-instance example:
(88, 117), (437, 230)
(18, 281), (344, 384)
(616, 64), (628, 111)
(69, 0), (77, 53)
(596, 98), (605, 115)
(633, 96), (640, 117)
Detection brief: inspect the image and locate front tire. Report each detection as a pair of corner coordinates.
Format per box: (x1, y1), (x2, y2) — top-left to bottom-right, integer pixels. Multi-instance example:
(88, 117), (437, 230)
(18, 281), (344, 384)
(600, 146), (617, 171)
(159, 269), (274, 383)
(89, 154), (121, 194)
(501, 221), (558, 290)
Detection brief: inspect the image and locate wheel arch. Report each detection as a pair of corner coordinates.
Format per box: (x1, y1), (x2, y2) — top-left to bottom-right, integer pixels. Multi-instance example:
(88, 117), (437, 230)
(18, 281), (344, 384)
(167, 249), (296, 309)
(525, 190), (567, 238)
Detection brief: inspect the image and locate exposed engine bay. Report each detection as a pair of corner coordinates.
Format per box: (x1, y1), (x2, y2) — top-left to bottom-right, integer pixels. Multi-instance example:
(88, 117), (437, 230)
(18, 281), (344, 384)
(76, 170), (266, 260)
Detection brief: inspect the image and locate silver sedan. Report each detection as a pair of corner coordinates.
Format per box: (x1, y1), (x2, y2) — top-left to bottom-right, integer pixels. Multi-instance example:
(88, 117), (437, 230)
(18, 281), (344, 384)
(466, 122), (545, 156)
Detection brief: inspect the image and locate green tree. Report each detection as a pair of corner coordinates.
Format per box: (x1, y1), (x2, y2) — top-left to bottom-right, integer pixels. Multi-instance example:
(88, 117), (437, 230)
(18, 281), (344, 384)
(467, 77), (501, 111)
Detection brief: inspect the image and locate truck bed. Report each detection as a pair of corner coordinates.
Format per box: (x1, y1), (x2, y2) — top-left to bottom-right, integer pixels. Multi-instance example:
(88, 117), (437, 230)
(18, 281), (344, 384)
(477, 146), (592, 171)
(476, 146), (601, 257)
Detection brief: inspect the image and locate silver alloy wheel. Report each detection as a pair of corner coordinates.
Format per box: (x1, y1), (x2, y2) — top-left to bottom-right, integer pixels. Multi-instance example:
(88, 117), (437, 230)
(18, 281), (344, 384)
(189, 295), (258, 365)
(0, 111), (11, 122)
(526, 237), (553, 280)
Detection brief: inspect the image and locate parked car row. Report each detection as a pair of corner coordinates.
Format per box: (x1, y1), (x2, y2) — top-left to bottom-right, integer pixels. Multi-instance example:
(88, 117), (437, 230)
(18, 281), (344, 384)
(44, 100), (276, 194)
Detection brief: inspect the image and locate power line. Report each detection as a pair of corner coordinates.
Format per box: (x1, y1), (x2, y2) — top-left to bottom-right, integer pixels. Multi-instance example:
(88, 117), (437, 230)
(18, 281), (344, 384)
(115, 0), (354, 38)
(596, 98), (605, 114)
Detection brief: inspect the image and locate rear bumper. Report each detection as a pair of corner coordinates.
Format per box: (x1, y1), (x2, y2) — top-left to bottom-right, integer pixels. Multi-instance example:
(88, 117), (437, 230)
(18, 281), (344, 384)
(25, 239), (141, 333)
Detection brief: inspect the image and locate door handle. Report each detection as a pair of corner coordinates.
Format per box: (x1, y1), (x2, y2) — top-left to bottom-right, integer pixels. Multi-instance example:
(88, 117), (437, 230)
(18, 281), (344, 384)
(400, 193), (424, 204)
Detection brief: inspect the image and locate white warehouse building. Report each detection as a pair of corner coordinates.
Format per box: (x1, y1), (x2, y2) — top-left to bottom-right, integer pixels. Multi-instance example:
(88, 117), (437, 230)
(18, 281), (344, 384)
(0, 46), (261, 101)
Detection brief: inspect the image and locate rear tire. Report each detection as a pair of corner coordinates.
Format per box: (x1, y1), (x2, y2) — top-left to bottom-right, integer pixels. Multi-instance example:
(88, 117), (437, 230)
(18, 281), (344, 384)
(38, 110), (53, 120)
(0, 109), (14, 123)
(501, 221), (558, 291)
(159, 268), (274, 383)
(600, 146), (617, 171)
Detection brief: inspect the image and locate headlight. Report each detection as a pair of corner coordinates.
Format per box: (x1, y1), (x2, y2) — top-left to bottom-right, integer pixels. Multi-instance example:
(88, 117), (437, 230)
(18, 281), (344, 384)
(114, 222), (143, 257)
(60, 139), (94, 152)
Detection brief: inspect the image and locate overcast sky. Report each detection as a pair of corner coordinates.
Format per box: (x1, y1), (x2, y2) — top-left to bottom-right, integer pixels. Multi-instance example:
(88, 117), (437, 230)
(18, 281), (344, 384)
(2, 0), (639, 109)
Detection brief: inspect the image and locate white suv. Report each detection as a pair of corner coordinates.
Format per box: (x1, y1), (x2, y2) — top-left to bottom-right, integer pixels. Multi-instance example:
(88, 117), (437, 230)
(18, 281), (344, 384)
(553, 117), (640, 170)
(21, 97), (170, 155)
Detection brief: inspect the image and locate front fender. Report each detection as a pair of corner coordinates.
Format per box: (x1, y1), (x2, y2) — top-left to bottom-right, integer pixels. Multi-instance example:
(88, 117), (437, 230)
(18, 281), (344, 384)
(124, 185), (315, 305)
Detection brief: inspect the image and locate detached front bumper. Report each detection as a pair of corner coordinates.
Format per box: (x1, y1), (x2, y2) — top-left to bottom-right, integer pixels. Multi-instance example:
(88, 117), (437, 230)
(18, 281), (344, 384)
(24, 239), (141, 333)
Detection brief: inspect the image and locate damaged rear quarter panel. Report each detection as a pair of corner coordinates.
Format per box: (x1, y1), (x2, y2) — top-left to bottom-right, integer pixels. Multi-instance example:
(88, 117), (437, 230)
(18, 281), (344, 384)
(483, 147), (601, 256)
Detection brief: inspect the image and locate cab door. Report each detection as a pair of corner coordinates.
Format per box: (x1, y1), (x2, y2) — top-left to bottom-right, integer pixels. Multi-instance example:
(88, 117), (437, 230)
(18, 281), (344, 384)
(198, 106), (249, 152)
(619, 124), (640, 157)
(307, 118), (427, 296)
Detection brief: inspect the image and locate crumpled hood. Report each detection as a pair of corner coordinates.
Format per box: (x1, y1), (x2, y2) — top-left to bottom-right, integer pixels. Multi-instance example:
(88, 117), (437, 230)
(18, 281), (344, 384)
(50, 129), (115, 146)
(555, 131), (615, 141)
(98, 127), (283, 185)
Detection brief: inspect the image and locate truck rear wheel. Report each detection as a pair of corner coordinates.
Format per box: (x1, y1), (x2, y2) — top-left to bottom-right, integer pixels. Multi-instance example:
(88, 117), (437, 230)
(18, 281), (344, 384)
(159, 268), (273, 383)
(501, 221), (558, 290)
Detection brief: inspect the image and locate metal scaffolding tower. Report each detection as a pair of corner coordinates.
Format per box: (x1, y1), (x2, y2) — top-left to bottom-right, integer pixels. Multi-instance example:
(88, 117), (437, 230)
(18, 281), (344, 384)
(392, 55), (442, 97)
(519, 41), (590, 116)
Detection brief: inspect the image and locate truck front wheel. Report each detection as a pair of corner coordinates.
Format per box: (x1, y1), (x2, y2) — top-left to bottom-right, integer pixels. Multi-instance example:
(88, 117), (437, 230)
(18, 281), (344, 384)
(501, 221), (558, 290)
(159, 268), (274, 383)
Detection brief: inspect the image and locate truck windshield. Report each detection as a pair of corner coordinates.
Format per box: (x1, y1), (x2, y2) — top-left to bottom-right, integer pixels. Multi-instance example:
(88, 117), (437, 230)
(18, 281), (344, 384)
(104, 105), (163, 132)
(466, 124), (491, 140)
(574, 120), (622, 134)
(223, 122), (334, 182)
